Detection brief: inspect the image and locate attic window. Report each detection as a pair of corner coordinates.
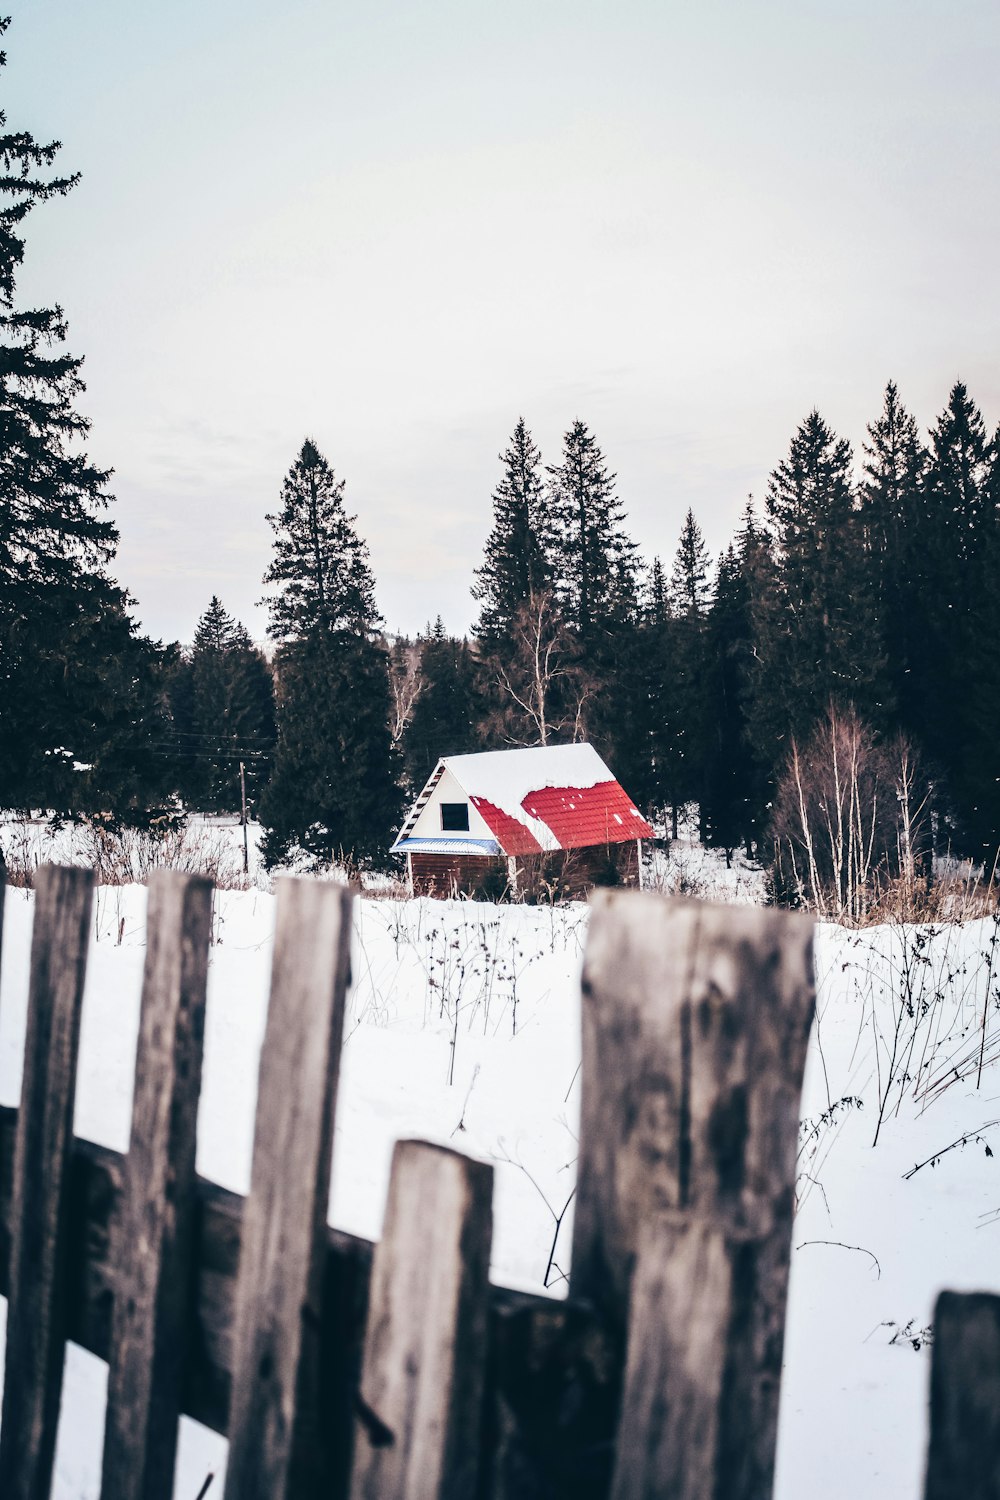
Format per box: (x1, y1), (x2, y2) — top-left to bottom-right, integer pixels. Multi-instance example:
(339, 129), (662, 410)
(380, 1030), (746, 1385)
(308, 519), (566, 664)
(441, 802), (470, 832)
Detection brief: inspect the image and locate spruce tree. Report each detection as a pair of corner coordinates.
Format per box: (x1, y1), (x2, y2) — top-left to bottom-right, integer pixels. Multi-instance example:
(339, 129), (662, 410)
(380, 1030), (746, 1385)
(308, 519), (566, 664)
(652, 510), (713, 837)
(859, 382), (927, 733)
(0, 24), (115, 605)
(914, 383), (998, 850)
(472, 418), (550, 650)
(0, 19), (168, 817)
(701, 504), (769, 859)
(962, 427), (1000, 858)
(541, 420), (643, 793)
(923, 381), (994, 560)
(546, 420), (637, 638)
(750, 409), (888, 766)
(403, 620), (482, 789)
(648, 555), (669, 626)
(262, 438), (379, 640)
(669, 509), (712, 617)
(258, 441), (399, 866)
(167, 598), (275, 812)
(260, 629), (399, 868)
(193, 594), (240, 655)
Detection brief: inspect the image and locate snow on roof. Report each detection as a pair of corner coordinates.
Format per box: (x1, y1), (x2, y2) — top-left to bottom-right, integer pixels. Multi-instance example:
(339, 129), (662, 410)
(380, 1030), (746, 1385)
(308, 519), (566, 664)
(445, 742), (608, 804)
(394, 743), (653, 855)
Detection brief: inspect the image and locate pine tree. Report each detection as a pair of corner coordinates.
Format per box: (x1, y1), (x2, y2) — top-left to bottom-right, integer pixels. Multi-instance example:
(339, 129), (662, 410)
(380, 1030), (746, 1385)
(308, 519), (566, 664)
(0, 20), (168, 817)
(546, 420), (637, 637)
(167, 598), (275, 812)
(259, 442), (399, 865)
(913, 383), (998, 850)
(750, 409), (888, 767)
(4, 581), (172, 817)
(651, 510), (713, 837)
(0, 24), (115, 607)
(962, 426), (1000, 858)
(403, 620), (482, 789)
(669, 509), (712, 618)
(192, 595), (240, 655)
(260, 630), (399, 867)
(701, 505), (769, 859)
(262, 438), (379, 640)
(472, 418), (550, 649)
(648, 555), (669, 626)
(859, 382), (927, 732)
(923, 381), (994, 562)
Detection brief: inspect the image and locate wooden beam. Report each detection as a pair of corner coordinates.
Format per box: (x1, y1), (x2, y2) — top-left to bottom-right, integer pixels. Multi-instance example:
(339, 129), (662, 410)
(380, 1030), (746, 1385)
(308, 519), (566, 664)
(100, 871), (213, 1500)
(925, 1291), (1000, 1500)
(223, 878), (354, 1500)
(350, 1140), (492, 1499)
(0, 864), (95, 1500)
(572, 891), (815, 1499)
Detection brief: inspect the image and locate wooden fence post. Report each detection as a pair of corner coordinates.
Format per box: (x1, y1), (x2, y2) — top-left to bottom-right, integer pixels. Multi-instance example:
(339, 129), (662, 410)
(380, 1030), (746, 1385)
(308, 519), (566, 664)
(572, 891), (814, 1500)
(349, 1139), (493, 1500)
(99, 871), (213, 1500)
(223, 877), (354, 1500)
(924, 1291), (1000, 1499)
(0, 864), (95, 1500)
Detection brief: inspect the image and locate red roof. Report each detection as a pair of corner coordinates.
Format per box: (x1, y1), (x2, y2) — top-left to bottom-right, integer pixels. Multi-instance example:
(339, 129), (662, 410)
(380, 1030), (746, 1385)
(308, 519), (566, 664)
(521, 780), (654, 850)
(470, 798), (544, 854)
(472, 779), (653, 854)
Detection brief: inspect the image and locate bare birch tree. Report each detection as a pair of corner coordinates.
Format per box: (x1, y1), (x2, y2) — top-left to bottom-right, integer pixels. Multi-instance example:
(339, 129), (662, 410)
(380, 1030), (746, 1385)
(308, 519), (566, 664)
(491, 590), (592, 747)
(772, 706), (931, 922)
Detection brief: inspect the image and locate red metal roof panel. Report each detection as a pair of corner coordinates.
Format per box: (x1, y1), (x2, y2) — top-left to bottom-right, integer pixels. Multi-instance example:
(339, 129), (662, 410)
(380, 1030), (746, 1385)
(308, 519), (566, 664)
(521, 780), (654, 850)
(470, 797), (545, 855)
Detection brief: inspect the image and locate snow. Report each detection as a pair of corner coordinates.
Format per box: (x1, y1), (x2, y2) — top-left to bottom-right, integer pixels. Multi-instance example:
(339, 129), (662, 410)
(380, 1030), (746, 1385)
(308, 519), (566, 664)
(445, 742), (611, 804)
(2, 878), (1000, 1498)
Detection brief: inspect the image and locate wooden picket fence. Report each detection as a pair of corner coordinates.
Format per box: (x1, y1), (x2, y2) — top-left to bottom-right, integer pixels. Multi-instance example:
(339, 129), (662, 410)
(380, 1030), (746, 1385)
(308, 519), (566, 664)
(0, 866), (995, 1499)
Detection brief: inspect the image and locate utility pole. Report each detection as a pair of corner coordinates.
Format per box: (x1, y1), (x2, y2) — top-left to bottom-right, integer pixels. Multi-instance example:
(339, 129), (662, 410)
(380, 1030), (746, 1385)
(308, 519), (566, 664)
(239, 759), (249, 876)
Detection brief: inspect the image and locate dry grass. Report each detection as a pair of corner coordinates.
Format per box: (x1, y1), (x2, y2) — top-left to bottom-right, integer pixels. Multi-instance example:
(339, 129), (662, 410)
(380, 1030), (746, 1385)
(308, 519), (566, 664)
(858, 865), (999, 927)
(0, 818), (264, 891)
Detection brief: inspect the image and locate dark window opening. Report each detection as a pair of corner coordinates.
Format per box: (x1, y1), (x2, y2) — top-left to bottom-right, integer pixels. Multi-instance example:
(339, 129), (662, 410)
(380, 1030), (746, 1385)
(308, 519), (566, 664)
(441, 802), (470, 832)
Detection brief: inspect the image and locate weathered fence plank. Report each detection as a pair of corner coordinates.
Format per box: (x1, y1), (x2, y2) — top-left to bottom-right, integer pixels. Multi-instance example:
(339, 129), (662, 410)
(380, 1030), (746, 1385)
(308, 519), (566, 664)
(99, 871), (213, 1500)
(223, 877), (354, 1500)
(924, 1291), (1000, 1500)
(610, 1218), (733, 1499)
(573, 891), (815, 1500)
(0, 864), (95, 1500)
(350, 1139), (493, 1500)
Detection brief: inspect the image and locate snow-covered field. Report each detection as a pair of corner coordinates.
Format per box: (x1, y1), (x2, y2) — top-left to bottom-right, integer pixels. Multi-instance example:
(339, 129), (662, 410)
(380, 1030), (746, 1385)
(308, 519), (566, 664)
(2, 875), (1000, 1498)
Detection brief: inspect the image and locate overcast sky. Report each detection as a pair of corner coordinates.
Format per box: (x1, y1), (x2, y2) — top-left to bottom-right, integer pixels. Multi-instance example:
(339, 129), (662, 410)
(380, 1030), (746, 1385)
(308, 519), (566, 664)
(9, 0), (999, 644)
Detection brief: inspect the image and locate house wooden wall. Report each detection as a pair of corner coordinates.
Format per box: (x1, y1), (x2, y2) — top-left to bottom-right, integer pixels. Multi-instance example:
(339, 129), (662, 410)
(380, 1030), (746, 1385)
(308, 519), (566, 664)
(409, 841), (640, 900)
(409, 852), (507, 898)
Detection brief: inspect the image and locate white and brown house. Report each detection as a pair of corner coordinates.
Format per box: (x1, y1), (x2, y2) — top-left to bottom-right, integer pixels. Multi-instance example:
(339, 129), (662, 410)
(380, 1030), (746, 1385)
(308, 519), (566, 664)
(392, 742), (654, 898)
